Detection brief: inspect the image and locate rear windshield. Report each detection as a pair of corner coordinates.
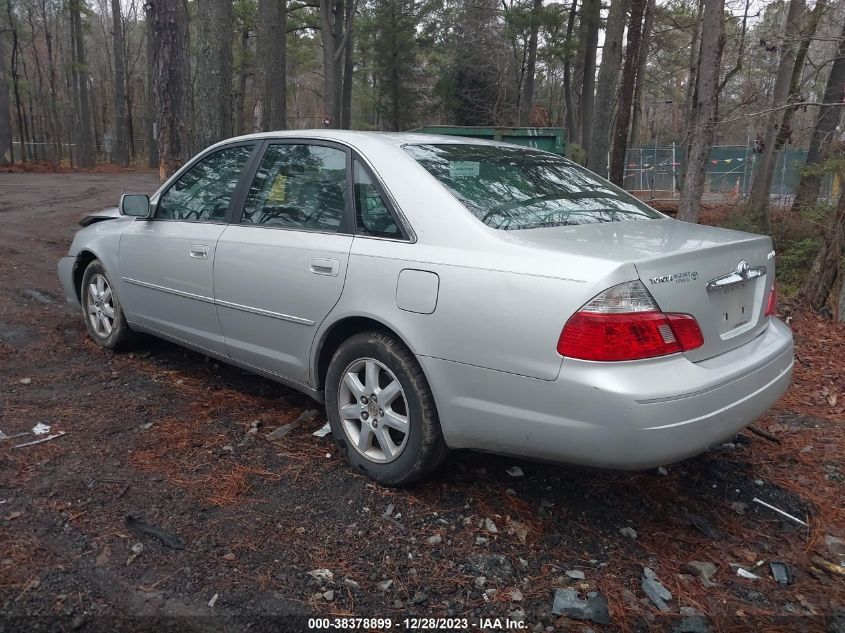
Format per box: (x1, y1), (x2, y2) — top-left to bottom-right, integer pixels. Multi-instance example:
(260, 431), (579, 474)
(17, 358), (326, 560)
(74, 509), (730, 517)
(404, 143), (663, 230)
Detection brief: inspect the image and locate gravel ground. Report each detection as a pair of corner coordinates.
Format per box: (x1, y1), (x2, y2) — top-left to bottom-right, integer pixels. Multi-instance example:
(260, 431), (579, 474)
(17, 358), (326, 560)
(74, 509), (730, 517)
(1, 171), (843, 633)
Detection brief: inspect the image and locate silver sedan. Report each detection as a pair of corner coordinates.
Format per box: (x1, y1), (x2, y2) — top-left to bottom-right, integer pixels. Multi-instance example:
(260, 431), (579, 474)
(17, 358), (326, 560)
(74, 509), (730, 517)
(58, 131), (794, 485)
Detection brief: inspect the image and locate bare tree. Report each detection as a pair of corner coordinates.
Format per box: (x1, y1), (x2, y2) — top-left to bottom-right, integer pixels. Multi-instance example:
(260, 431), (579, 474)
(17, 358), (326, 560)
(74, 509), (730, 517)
(682, 0), (702, 141)
(677, 0), (725, 223)
(145, 2), (158, 168)
(33, 0), (64, 162)
(585, 0), (628, 175)
(609, 0), (647, 185)
(578, 0), (599, 150)
(797, 157), (845, 309)
(153, 0), (189, 179)
(195, 0), (233, 149)
(561, 0), (577, 143)
(518, 0), (542, 126)
(70, 0), (94, 167)
(792, 16), (845, 212)
(320, 0), (345, 127)
(6, 0), (28, 162)
(234, 23), (250, 134)
(0, 9), (12, 165)
(748, 0), (805, 231)
(773, 0), (826, 158)
(256, 0), (286, 131)
(111, 0), (128, 165)
(627, 0), (655, 146)
(340, 0), (354, 128)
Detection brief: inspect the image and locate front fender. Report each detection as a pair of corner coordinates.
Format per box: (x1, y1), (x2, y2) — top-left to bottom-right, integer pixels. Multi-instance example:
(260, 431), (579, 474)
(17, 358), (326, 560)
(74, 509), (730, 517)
(60, 218), (133, 308)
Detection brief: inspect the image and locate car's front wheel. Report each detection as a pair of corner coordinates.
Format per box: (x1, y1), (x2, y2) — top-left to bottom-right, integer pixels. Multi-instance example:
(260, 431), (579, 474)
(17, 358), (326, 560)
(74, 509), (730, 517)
(80, 259), (133, 349)
(325, 331), (448, 486)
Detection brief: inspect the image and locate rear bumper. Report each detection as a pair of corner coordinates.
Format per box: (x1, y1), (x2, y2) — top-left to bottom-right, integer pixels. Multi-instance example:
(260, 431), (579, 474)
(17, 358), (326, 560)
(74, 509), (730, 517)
(420, 318), (793, 469)
(58, 256), (80, 306)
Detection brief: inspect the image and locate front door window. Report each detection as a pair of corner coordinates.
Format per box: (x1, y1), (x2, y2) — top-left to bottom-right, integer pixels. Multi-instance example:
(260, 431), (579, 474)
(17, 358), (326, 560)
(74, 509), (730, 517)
(156, 145), (254, 222)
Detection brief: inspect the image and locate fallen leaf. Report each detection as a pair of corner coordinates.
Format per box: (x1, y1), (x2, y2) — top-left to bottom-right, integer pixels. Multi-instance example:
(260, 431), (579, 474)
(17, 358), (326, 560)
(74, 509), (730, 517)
(507, 516), (529, 543)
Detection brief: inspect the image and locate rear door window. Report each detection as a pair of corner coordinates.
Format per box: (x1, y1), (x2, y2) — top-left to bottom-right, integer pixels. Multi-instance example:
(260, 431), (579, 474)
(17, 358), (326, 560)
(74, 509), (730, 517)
(353, 160), (403, 239)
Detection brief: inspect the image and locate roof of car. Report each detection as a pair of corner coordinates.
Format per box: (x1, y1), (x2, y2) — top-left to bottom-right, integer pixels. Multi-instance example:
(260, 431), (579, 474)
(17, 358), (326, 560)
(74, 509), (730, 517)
(219, 129), (507, 149)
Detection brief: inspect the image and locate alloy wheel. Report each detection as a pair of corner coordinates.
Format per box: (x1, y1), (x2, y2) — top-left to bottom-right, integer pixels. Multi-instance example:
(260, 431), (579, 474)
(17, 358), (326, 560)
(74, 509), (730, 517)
(86, 273), (115, 338)
(337, 358), (410, 463)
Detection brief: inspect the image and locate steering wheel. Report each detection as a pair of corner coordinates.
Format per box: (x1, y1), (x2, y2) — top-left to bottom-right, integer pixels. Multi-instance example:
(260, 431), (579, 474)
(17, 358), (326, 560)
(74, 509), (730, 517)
(258, 206), (311, 225)
(481, 208), (515, 228)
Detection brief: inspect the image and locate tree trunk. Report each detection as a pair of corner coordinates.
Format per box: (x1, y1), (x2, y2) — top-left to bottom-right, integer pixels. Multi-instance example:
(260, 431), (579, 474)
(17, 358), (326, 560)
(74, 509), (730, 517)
(7, 0), (26, 162)
(628, 0), (655, 146)
(70, 0), (94, 168)
(111, 0), (128, 166)
(677, 0), (725, 223)
(256, 0), (287, 131)
(682, 0), (702, 145)
(518, 0), (542, 127)
(145, 2), (158, 168)
(585, 0), (628, 175)
(92, 84), (102, 154)
(578, 0), (600, 150)
(153, 0), (190, 180)
(792, 18), (845, 213)
(195, 0), (234, 149)
(609, 0), (646, 185)
(40, 1), (63, 162)
(774, 0), (824, 156)
(389, 0), (399, 131)
(127, 87), (136, 159)
(748, 0), (805, 231)
(340, 0), (354, 129)
(320, 0), (344, 127)
(797, 184), (845, 309)
(0, 10), (12, 165)
(24, 6), (53, 163)
(561, 0), (578, 145)
(235, 27), (249, 134)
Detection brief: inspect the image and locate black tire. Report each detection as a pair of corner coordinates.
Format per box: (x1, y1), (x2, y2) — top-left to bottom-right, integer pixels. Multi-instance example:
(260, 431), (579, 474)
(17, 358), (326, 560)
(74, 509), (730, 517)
(80, 259), (133, 350)
(325, 330), (449, 486)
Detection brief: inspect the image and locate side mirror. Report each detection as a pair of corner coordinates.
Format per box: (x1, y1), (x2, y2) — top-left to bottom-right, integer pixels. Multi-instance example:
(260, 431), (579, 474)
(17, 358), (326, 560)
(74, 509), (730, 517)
(120, 194), (151, 218)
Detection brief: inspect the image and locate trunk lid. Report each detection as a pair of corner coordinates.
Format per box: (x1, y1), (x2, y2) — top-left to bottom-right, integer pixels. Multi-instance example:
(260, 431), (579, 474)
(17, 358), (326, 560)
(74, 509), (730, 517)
(510, 219), (775, 361)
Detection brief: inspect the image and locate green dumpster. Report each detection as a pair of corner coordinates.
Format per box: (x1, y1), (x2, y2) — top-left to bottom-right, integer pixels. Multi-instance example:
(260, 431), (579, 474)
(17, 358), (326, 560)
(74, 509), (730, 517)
(412, 125), (566, 156)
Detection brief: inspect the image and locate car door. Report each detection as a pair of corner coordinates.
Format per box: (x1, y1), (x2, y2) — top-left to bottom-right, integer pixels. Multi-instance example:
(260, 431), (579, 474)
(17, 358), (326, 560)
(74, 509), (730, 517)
(213, 141), (354, 384)
(118, 143), (256, 355)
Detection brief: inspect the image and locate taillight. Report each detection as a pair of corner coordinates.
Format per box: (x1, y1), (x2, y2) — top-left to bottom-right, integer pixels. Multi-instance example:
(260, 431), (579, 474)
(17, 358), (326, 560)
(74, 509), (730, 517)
(557, 281), (704, 361)
(765, 283), (777, 317)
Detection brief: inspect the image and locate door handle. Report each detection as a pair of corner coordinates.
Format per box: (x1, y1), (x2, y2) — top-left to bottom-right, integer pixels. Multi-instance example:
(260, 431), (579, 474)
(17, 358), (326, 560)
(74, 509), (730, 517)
(189, 244), (209, 260)
(310, 257), (339, 277)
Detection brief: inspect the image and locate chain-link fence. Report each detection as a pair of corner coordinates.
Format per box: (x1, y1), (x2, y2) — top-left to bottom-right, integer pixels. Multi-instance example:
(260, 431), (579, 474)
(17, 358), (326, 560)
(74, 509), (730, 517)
(622, 144), (836, 206)
(621, 145), (680, 195)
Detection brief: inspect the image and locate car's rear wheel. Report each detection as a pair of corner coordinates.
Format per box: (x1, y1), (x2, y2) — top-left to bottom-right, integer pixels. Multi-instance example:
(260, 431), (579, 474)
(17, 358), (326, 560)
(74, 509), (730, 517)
(80, 259), (133, 349)
(325, 331), (448, 486)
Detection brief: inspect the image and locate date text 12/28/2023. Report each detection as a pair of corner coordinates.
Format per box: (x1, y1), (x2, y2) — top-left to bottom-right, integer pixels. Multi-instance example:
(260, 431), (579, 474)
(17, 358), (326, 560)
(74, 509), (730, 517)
(306, 617), (527, 630)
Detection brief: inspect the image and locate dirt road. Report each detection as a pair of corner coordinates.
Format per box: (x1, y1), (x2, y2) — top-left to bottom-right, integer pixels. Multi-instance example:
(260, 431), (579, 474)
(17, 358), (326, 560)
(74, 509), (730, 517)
(1, 172), (843, 632)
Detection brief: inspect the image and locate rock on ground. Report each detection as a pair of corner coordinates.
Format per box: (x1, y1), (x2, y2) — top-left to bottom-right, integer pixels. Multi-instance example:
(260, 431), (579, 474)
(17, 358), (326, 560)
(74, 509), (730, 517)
(551, 588), (611, 625)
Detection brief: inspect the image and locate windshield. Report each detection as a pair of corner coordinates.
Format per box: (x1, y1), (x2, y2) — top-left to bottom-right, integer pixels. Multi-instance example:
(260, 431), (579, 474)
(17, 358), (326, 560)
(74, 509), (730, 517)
(404, 143), (663, 230)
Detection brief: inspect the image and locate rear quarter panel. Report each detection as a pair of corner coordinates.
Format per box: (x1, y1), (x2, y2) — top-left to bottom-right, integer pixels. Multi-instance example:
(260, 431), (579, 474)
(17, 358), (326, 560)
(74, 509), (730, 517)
(323, 237), (639, 381)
